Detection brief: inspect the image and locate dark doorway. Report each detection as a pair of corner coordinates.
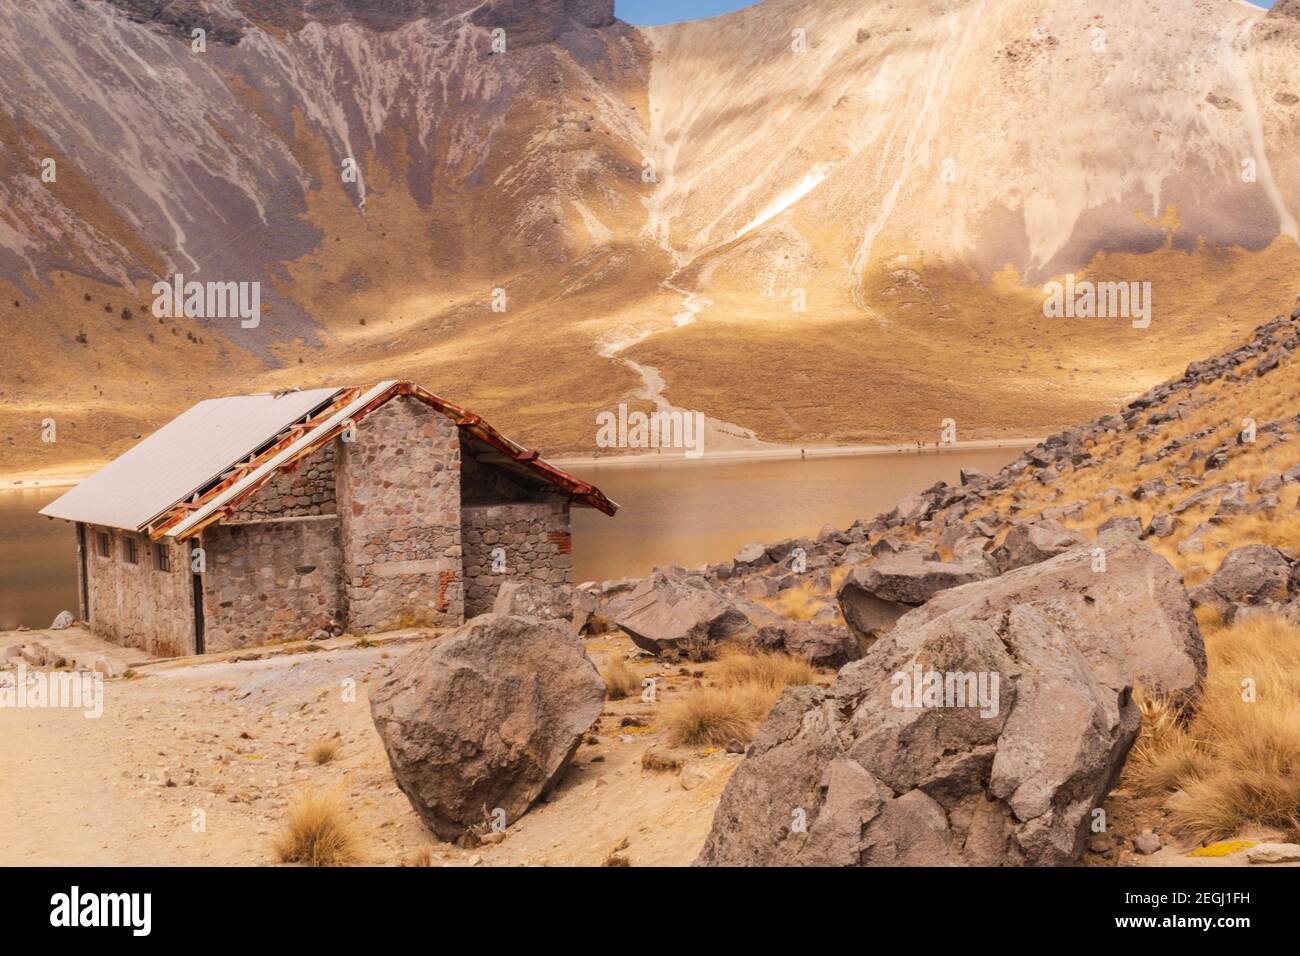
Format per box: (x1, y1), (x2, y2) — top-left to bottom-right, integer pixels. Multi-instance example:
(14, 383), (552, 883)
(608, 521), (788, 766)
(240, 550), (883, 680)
(191, 571), (205, 655)
(75, 523), (90, 623)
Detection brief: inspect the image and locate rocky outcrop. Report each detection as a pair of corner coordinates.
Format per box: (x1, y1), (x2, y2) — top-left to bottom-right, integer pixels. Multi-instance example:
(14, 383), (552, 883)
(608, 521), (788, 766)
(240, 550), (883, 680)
(369, 614), (604, 842)
(695, 530), (1212, 867)
(1190, 545), (1297, 621)
(697, 596), (1141, 866)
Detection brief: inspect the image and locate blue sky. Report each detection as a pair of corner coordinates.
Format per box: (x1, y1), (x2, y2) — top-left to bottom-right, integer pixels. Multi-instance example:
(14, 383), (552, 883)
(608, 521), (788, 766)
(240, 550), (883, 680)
(615, 0), (1277, 27)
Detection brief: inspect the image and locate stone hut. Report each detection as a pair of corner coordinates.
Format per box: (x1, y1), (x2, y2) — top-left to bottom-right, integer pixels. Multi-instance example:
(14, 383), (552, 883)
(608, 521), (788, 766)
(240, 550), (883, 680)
(40, 381), (617, 657)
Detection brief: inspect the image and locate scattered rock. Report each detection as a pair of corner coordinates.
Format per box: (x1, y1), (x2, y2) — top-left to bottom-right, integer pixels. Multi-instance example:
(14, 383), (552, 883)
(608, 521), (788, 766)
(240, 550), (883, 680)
(492, 579), (574, 623)
(839, 554), (993, 607)
(1190, 545), (1293, 614)
(753, 621), (860, 668)
(614, 571), (749, 658)
(914, 532), (1206, 704)
(50, 610), (74, 630)
(733, 542), (771, 569)
(1145, 513), (1177, 538)
(991, 520), (1084, 573)
(1097, 516), (1143, 537)
(679, 762), (711, 791)
(1134, 831), (1161, 855)
(1246, 843), (1300, 864)
(696, 591), (1142, 866)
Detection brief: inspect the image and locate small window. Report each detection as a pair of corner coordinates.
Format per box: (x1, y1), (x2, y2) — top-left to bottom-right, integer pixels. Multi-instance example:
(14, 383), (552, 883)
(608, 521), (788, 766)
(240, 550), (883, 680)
(124, 537), (138, 565)
(96, 532), (110, 558)
(154, 542), (171, 572)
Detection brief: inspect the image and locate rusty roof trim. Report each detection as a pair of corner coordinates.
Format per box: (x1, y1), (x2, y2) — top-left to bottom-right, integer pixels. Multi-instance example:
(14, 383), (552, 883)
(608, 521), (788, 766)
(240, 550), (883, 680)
(146, 380), (616, 540)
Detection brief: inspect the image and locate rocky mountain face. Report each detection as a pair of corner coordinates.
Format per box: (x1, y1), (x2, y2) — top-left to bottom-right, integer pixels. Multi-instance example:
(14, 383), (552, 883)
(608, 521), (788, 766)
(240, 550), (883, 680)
(1, 0), (1298, 474)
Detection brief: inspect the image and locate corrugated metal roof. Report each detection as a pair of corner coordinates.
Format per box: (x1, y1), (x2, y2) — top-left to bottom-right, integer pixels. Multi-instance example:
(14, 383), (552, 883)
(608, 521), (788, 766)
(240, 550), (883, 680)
(164, 382), (396, 539)
(39, 388), (342, 531)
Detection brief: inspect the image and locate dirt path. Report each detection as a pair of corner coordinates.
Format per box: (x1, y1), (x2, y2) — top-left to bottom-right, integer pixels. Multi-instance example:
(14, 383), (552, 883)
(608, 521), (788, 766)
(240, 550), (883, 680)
(0, 632), (734, 867)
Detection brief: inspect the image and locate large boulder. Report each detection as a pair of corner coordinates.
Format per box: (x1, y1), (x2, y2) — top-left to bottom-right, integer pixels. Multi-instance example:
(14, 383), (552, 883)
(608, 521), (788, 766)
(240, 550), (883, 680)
(614, 571), (752, 657)
(696, 597), (1140, 866)
(1189, 545), (1294, 615)
(991, 520), (1084, 573)
(753, 621), (861, 669)
(369, 614), (604, 842)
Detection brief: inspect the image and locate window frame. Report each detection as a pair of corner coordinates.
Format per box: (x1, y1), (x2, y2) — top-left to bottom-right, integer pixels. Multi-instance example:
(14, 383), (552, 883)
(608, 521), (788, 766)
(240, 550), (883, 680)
(123, 537), (138, 565)
(96, 532), (111, 558)
(153, 541), (171, 572)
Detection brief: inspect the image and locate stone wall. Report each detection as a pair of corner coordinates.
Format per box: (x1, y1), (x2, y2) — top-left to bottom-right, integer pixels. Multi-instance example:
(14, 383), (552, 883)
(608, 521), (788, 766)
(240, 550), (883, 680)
(199, 516), (343, 652)
(231, 444), (336, 520)
(336, 396), (464, 632)
(462, 500), (573, 617)
(83, 524), (193, 658)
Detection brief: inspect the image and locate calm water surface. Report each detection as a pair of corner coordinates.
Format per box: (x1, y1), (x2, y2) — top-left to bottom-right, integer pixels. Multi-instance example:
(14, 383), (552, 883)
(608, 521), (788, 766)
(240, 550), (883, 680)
(567, 447), (1019, 582)
(0, 487), (76, 631)
(0, 447), (1019, 629)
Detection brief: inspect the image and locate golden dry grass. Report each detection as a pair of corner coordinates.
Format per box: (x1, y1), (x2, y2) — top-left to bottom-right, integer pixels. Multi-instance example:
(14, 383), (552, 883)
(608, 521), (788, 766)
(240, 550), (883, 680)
(664, 682), (779, 748)
(665, 649), (819, 748)
(1127, 614), (1300, 843)
(274, 790), (359, 867)
(308, 738), (340, 765)
(600, 656), (640, 700)
(762, 582), (826, 621)
(716, 649), (818, 691)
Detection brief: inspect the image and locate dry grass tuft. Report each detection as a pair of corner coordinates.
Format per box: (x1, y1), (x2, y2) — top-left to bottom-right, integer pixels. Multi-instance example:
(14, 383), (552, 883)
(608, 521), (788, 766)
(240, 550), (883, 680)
(600, 657), (639, 700)
(664, 682), (780, 748)
(763, 582), (826, 621)
(274, 790), (359, 867)
(1127, 614), (1300, 843)
(716, 649), (819, 692)
(308, 738), (340, 765)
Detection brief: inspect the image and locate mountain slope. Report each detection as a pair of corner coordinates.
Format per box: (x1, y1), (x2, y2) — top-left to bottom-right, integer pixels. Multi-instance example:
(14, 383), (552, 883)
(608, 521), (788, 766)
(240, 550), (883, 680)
(2, 0), (1299, 479)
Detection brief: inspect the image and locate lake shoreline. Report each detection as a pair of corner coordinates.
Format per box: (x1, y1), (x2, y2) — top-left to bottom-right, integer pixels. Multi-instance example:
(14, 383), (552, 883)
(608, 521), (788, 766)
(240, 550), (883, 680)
(552, 437), (1041, 470)
(0, 437), (1043, 490)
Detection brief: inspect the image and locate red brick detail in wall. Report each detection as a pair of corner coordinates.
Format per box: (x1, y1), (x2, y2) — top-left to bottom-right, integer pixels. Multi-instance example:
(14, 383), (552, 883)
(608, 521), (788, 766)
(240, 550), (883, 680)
(438, 570), (457, 612)
(548, 531), (572, 555)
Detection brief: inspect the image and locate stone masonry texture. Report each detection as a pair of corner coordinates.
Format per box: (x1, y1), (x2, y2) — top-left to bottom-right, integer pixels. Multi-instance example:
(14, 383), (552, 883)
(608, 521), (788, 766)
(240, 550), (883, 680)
(336, 396), (465, 631)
